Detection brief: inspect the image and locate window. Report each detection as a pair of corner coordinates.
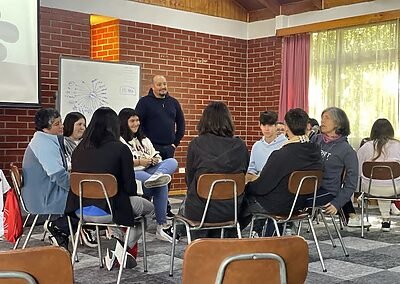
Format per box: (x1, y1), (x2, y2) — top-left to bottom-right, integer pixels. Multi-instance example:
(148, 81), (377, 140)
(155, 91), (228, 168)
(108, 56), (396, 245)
(309, 20), (399, 146)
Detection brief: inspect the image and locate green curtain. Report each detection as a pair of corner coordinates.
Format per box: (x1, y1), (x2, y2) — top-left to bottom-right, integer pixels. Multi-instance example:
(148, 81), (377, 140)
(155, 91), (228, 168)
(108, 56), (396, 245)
(309, 20), (399, 147)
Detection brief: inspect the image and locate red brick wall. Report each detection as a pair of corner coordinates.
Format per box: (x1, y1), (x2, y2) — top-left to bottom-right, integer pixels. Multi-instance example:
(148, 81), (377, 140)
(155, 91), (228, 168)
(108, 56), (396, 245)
(0, 7), (282, 192)
(119, 21), (248, 191)
(91, 20), (120, 61)
(246, 37), (282, 145)
(0, 7), (90, 172)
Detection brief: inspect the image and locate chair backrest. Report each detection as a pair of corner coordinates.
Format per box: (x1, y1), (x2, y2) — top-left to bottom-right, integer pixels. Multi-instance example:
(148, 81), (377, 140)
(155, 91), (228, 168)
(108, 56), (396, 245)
(362, 161), (400, 180)
(288, 170), (322, 195)
(9, 162), (28, 213)
(0, 246), (73, 284)
(196, 173), (245, 200)
(182, 236), (308, 284)
(70, 172), (118, 199)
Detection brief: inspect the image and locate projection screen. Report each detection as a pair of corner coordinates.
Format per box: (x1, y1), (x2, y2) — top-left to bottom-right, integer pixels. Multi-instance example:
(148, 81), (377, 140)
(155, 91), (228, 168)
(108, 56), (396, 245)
(0, 0), (40, 106)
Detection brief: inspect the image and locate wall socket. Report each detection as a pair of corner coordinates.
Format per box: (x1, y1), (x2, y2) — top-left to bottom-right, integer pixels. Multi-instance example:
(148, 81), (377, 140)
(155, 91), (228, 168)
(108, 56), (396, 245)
(178, 167), (185, 174)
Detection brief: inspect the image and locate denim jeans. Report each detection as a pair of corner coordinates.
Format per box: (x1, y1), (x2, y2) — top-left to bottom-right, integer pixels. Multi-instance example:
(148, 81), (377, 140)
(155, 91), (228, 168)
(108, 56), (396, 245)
(135, 158), (178, 225)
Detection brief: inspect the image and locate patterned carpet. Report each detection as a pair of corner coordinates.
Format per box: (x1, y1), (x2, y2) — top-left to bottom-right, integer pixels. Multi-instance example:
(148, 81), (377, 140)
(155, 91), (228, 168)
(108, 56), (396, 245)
(1, 198), (400, 284)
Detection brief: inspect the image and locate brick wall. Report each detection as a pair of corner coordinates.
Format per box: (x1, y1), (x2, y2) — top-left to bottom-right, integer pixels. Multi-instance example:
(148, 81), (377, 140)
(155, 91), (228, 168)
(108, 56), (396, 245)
(0, 7), (90, 172)
(119, 21), (248, 191)
(91, 19), (120, 61)
(246, 37), (283, 145)
(0, 7), (282, 192)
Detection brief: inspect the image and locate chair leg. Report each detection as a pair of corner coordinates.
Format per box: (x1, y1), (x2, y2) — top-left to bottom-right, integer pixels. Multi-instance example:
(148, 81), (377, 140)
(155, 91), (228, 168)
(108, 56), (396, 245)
(141, 218), (147, 273)
(361, 193), (365, 238)
(261, 219), (268, 237)
(330, 215), (349, 257)
(236, 223), (242, 239)
(249, 215), (255, 238)
(14, 213), (31, 250)
(169, 218), (178, 277)
(220, 228), (224, 238)
(297, 220), (303, 235)
(67, 216), (79, 263)
(307, 217), (327, 272)
(22, 214), (39, 249)
(41, 214), (52, 241)
(96, 226), (103, 268)
(117, 227), (131, 284)
(71, 222), (82, 265)
(320, 211), (336, 248)
(273, 220), (280, 237)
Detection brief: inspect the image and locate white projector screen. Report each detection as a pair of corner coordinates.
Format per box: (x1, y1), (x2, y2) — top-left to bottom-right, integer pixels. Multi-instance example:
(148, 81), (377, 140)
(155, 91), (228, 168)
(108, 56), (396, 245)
(0, 0), (40, 106)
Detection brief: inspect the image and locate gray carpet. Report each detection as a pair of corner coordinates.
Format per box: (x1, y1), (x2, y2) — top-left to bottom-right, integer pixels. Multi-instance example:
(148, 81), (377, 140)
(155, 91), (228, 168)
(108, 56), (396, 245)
(1, 197), (400, 283)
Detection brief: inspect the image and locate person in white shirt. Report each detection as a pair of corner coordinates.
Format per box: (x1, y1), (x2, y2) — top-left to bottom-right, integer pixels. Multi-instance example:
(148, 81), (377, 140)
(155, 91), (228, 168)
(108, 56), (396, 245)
(358, 118), (400, 232)
(247, 111), (287, 182)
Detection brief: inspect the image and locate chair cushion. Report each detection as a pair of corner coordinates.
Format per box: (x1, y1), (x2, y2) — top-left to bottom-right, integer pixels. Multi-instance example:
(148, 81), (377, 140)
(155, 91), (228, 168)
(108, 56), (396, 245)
(75, 206), (112, 223)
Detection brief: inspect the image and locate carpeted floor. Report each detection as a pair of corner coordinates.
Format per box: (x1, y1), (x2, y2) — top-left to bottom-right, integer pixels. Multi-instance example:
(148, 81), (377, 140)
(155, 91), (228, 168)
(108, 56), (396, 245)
(1, 197), (400, 283)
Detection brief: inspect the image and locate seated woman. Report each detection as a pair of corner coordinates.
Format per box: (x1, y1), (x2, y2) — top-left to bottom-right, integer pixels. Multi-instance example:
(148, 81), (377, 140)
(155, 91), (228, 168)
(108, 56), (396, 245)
(310, 107), (363, 226)
(22, 108), (71, 249)
(181, 101), (249, 236)
(62, 111), (86, 170)
(119, 108), (178, 243)
(357, 118), (400, 232)
(65, 107), (154, 267)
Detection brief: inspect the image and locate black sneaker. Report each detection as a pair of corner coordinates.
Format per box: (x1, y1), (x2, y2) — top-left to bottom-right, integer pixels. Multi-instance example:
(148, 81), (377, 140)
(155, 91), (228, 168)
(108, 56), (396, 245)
(44, 220), (69, 251)
(381, 221), (391, 232)
(80, 228), (98, 247)
(166, 210), (175, 220)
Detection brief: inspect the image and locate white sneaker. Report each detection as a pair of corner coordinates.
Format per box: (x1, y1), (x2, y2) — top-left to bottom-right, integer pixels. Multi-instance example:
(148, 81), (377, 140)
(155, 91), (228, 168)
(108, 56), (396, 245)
(391, 203), (400, 215)
(144, 173), (171, 188)
(156, 224), (176, 243)
(347, 216), (371, 227)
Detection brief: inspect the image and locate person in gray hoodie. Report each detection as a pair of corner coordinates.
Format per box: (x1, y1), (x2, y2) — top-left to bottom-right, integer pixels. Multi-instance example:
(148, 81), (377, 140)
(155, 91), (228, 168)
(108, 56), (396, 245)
(182, 101), (249, 225)
(310, 107), (363, 227)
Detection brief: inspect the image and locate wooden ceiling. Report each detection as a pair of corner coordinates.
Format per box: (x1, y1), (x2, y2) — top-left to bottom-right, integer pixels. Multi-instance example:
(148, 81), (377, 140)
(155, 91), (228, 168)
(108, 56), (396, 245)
(131, 0), (375, 22)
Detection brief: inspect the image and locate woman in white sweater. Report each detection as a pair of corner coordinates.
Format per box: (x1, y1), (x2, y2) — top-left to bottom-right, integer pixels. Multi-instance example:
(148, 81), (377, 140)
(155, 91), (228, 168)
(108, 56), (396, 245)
(119, 108), (178, 243)
(357, 118), (400, 232)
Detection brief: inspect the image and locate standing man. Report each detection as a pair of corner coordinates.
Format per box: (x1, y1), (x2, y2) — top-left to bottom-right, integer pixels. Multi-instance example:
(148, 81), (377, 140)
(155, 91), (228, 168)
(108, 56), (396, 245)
(136, 75), (185, 218)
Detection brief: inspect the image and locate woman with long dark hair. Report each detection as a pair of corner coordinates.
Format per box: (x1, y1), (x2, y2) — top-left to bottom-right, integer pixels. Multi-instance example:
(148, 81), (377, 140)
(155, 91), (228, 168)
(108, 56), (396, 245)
(358, 118), (400, 231)
(182, 101), (249, 232)
(66, 107), (154, 267)
(119, 108), (178, 243)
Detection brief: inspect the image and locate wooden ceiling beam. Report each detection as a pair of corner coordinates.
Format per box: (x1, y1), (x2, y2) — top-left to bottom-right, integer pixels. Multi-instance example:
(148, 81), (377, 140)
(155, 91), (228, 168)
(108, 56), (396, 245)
(255, 0), (281, 16)
(311, 0), (323, 10)
(276, 9), (400, 36)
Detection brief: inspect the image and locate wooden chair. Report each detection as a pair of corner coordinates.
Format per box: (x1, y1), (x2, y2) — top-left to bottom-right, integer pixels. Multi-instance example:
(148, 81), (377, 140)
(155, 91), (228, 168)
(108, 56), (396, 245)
(169, 173), (245, 276)
(360, 161), (400, 237)
(70, 172), (147, 284)
(9, 163), (52, 249)
(182, 236), (308, 284)
(248, 170), (348, 272)
(0, 246), (73, 284)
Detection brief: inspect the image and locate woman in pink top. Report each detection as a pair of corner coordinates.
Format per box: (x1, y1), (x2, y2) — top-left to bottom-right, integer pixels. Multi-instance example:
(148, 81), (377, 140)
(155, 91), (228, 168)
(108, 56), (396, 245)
(357, 118), (400, 232)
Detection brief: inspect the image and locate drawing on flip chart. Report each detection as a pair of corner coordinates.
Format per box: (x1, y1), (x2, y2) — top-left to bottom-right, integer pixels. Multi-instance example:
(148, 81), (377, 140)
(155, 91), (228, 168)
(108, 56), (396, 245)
(65, 79), (108, 115)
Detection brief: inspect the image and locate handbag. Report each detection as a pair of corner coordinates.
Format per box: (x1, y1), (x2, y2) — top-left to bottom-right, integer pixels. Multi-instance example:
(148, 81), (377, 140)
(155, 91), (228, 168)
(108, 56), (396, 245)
(3, 188), (23, 243)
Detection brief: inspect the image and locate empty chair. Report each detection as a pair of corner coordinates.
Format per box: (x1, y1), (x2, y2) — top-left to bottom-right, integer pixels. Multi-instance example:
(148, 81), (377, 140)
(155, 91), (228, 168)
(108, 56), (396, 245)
(169, 173), (245, 276)
(182, 236), (308, 284)
(0, 246), (73, 284)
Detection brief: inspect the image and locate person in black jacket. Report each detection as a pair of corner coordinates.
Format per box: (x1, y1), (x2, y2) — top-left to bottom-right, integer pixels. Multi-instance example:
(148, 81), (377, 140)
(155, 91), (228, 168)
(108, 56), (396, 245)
(136, 75), (185, 218)
(182, 101), (249, 229)
(239, 108), (322, 235)
(65, 107), (154, 266)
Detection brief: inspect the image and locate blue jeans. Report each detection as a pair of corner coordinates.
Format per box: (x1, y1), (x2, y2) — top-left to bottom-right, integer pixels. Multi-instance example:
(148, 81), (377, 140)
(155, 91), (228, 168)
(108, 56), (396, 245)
(135, 158), (178, 225)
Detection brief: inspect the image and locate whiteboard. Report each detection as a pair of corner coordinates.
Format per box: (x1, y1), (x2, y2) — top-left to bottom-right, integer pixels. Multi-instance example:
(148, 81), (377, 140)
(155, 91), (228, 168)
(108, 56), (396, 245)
(58, 57), (141, 122)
